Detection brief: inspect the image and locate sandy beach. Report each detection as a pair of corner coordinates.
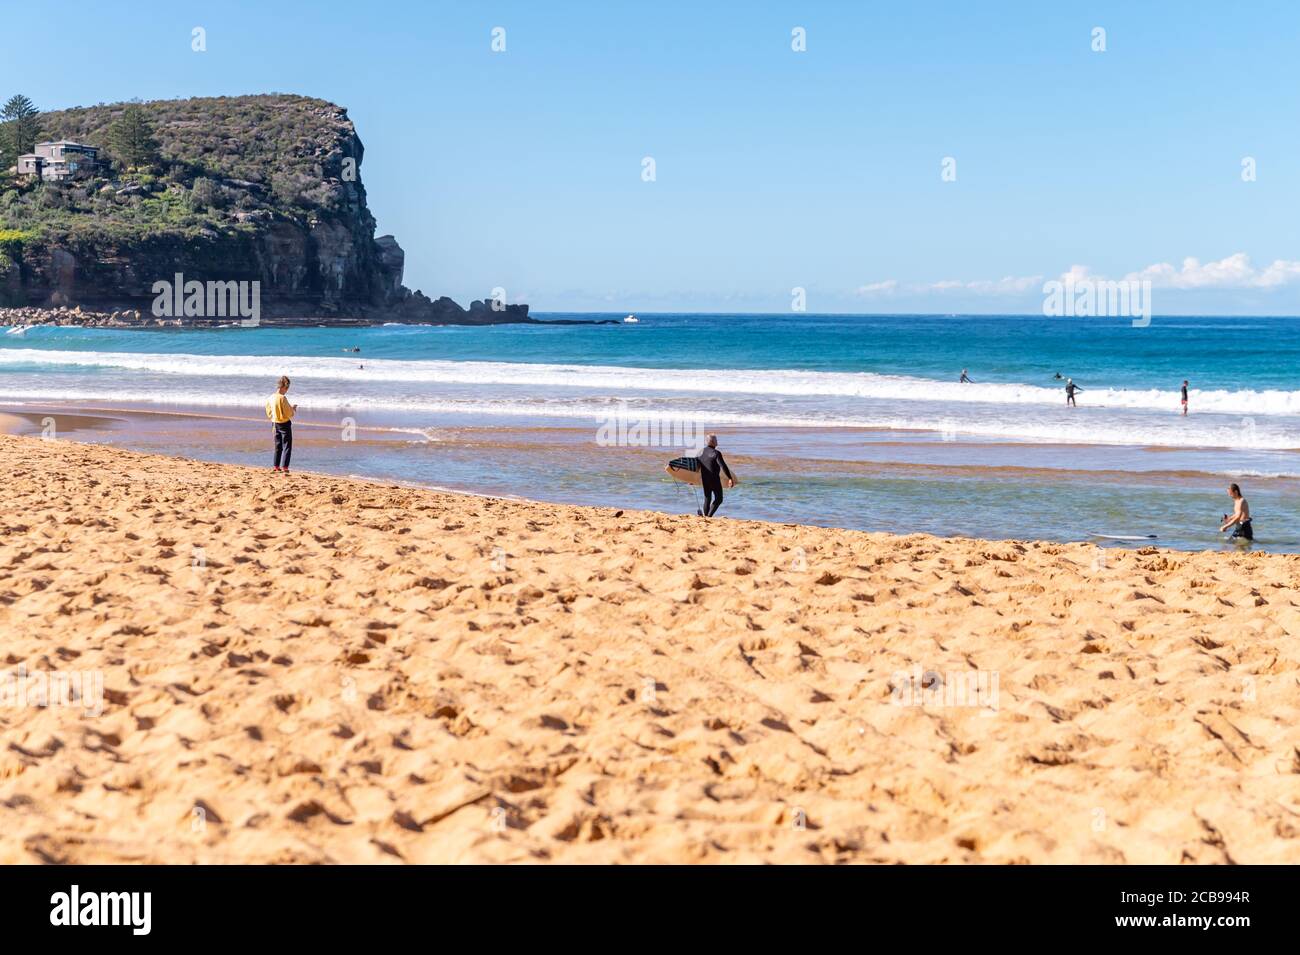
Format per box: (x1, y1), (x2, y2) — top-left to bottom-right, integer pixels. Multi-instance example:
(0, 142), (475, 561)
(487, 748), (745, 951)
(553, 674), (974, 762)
(1, 433), (1298, 864)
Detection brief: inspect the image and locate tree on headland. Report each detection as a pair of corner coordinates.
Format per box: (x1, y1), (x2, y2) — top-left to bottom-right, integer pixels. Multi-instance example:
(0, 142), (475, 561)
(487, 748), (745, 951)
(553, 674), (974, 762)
(0, 95), (42, 168)
(107, 104), (161, 172)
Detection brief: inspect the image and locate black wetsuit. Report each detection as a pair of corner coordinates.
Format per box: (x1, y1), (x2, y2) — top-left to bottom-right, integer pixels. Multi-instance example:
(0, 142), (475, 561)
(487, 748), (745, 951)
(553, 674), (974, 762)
(1065, 382), (1080, 406)
(1229, 502), (1253, 541)
(696, 446), (734, 517)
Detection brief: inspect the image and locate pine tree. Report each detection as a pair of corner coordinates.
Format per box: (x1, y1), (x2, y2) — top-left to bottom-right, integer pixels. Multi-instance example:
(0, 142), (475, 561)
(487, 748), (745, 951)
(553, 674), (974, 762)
(107, 104), (161, 171)
(0, 94), (42, 167)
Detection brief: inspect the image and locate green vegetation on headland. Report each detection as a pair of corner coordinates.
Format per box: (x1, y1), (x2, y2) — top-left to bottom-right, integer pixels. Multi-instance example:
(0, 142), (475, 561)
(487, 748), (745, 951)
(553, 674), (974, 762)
(0, 94), (358, 247)
(0, 228), (35, 265)
(0, 93), (543, 324)
(0, 95), (42, 163)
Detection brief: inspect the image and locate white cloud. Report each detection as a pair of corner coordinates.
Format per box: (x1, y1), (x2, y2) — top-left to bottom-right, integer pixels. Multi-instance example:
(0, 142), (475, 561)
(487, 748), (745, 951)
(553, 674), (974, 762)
(853, 253), (1300, 302)
(933, 274), (1043, 294)
(1120, 253), (1300, 289)
(1055, 264), (1094, 286)
(854, 280), (898, 295)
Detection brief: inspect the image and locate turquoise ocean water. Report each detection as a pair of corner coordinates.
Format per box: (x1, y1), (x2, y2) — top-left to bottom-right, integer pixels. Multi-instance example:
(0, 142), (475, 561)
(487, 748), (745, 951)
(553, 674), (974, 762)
(1, 313), (1296, 551)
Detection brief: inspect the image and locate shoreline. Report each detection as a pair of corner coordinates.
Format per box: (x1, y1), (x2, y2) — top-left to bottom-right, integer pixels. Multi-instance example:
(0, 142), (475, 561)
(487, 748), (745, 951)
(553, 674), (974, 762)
(5, 399), (1295, 475)
(2, 401), (1297, 554)
(1, 433), (1298, 863)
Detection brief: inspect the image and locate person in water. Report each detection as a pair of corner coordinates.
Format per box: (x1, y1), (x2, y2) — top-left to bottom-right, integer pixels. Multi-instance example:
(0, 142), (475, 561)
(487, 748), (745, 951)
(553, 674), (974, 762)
(1054, 372), (1063, 380)
(959, 369), (972, 383)
(265, 375), (297, 473)
(1181, 379), (1189, 416)
(1065, 378), (1082, 407)
(695, 433), (735, 518)
(1220, 483), (1252, 540)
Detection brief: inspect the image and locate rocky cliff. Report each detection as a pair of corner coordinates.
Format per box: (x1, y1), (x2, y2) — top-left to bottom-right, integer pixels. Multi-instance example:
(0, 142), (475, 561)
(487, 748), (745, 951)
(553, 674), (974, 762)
(0, 94), (530, 323)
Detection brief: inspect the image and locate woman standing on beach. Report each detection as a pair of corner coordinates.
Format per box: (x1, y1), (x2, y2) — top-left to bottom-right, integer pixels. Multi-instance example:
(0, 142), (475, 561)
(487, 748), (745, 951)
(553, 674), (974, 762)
(266, 376), (297, 474)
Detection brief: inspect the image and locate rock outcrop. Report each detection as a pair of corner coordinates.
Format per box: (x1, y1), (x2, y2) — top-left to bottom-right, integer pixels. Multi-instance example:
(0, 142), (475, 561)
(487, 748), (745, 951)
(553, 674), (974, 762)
(0, 95), (535, 325)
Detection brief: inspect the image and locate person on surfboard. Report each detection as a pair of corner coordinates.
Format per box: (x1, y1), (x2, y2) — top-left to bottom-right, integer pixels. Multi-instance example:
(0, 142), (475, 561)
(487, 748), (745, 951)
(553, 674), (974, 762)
(696, 434), (735, 518)
(1219, 483), (1252, 541)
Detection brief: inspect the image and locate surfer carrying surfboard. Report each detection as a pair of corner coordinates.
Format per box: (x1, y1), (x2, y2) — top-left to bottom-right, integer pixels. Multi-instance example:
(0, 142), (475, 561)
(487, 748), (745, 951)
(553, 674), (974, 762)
(1219, 483), (1253, 541)
(696, 434), (735, 518)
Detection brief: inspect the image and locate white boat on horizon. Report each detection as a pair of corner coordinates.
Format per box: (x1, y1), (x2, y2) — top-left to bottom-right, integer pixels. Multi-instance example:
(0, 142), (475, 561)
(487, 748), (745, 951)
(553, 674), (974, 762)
(623, 314), (639, 323)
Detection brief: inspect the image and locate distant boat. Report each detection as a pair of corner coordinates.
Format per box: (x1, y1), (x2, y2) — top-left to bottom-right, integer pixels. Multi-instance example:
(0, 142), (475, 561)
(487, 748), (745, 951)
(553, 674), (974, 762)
(623, 314), (639, 323)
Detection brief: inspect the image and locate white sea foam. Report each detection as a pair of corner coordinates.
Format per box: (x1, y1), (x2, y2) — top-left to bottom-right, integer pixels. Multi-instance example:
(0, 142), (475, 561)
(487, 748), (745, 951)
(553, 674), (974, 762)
(2, 348), (1299, 417)
(1, 382), (1297, 449)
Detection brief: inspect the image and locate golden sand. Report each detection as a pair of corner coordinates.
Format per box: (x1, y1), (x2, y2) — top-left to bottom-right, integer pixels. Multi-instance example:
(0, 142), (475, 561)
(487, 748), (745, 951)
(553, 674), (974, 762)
(1, 434), (1298, 864)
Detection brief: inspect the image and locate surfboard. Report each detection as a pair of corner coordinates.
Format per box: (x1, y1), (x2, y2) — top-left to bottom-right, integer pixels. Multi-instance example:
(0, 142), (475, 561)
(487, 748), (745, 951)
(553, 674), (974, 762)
(665, 456), (739, 487)
(1087, 533), (1158, 541)
(666, 457), (702, 486)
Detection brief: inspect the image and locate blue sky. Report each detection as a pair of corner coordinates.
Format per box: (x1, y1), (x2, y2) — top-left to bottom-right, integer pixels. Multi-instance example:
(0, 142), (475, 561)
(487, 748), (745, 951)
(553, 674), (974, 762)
(4, 0), (1300, 314)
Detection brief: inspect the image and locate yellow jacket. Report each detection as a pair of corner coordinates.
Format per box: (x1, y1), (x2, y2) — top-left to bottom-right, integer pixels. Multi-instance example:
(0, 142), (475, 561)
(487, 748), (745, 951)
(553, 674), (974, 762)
(266, 393), (294, 424)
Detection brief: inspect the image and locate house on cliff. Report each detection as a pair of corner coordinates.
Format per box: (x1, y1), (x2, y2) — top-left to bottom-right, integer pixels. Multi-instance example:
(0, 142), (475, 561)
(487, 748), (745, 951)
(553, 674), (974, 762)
(17, 141), (101, 182)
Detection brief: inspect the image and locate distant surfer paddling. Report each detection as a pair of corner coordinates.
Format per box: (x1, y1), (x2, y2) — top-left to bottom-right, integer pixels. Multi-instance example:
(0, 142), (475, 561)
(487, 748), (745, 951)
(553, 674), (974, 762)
(1219, 483), (1252, 541)
(696, 434), (735, 518)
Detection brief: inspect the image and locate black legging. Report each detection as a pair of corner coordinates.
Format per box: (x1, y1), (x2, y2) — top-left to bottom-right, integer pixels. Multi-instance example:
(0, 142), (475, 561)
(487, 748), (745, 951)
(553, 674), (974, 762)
(702, 476), (723, 516)
(274, 422), (293, 468)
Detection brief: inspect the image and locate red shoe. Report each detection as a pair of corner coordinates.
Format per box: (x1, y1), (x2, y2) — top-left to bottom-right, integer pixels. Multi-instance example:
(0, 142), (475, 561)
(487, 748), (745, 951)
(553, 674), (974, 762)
(272, 466), (281, 472)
